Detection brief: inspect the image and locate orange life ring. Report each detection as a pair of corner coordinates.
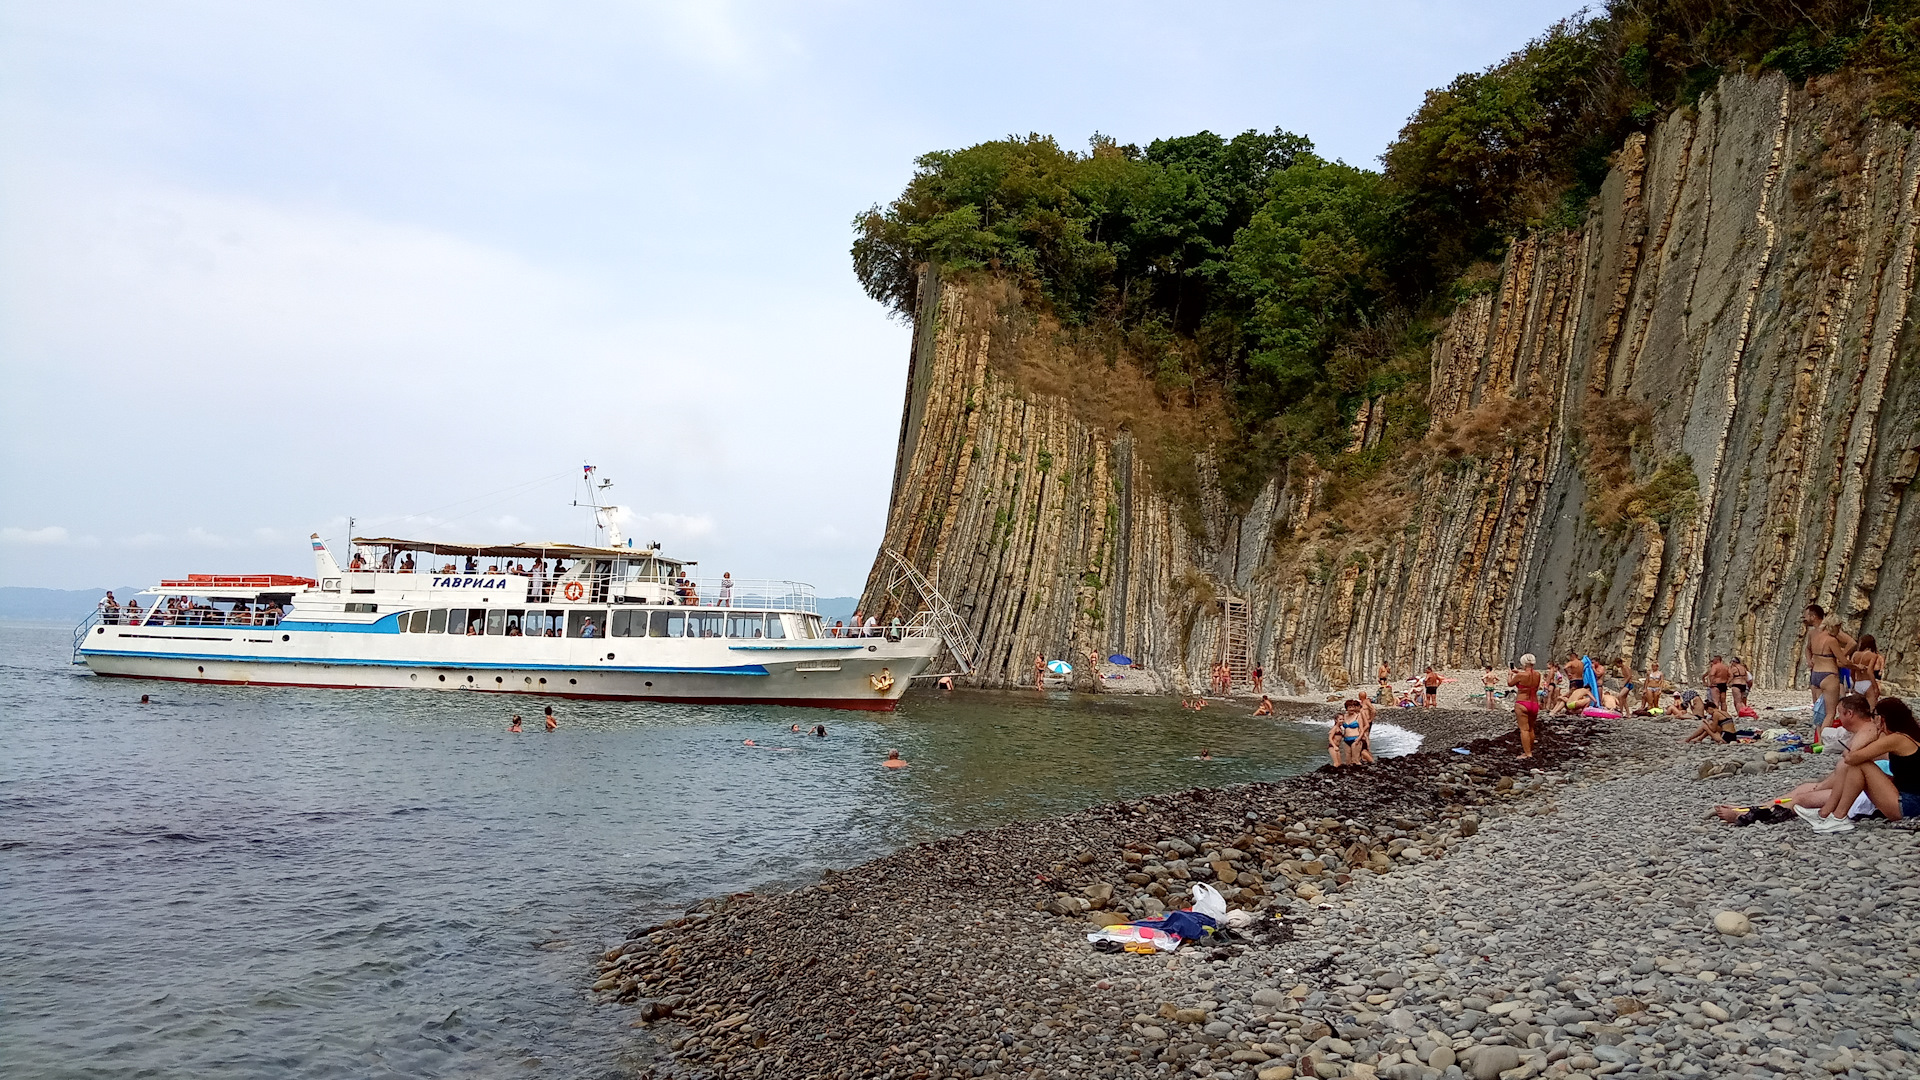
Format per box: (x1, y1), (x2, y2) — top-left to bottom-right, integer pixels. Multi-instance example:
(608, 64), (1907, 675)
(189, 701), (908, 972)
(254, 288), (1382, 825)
(563, 581), (584, 601)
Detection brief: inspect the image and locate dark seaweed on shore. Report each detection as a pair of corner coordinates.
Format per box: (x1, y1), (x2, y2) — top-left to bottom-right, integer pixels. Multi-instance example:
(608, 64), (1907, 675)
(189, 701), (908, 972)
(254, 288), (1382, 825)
(601, 712), (1601, 1079)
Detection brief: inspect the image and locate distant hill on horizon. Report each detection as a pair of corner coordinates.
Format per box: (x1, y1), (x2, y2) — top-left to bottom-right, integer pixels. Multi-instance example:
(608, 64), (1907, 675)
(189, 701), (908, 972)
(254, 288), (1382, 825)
(0, 586), (141, 622)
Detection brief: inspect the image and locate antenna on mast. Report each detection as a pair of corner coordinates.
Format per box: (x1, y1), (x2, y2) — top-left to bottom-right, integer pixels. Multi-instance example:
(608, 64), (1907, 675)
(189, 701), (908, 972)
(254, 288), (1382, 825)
(571, 463), (624, 547)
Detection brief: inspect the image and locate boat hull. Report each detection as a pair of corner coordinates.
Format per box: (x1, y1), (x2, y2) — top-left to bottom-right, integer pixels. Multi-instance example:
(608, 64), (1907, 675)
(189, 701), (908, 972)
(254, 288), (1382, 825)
(79, 629), (937, 710)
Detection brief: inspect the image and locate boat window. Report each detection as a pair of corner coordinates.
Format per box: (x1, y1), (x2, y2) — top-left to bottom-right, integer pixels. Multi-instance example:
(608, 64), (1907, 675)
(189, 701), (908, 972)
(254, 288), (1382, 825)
(345, 602), (378, 614)
(691, 612), (725, 638)
(611, 610), (643, 638)
(504, 609), (525, 636)
(446, 608), (467, 634)
(466, 612), (486, 635)
(649, 610), (684, 638)
(765, 614), (787, 640)
(427, 609), (447, 634)
(486, 609), (506, 635)
(544, 609), (565, 637)
(407, 610), (429, 634)
(566, 610), (607, 638)
(727, 613), (763, 638)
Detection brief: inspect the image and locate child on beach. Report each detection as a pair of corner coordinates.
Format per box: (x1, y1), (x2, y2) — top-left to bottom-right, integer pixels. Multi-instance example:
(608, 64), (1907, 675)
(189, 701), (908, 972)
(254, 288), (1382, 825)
(1482, 667), (1500, 708)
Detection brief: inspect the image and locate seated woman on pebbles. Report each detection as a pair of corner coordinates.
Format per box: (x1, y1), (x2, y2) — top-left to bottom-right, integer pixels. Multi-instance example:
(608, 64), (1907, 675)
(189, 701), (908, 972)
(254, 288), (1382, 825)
(1681, 690), (1737, 744)
(1800, 697), (1919, 832)
(1716, 695), (1876, 824)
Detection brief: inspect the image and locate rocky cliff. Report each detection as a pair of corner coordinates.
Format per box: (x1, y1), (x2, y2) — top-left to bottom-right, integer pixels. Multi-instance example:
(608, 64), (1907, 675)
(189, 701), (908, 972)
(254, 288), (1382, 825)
(860, 73), (1920, 693)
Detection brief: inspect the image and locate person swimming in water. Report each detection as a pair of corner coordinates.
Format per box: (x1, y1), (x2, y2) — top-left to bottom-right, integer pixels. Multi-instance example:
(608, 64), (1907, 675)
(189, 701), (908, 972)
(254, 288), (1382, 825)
(139, 694), (150, 705)
(1199, 749), (1213, 761)
(883, 749), (907, 768)
(790, 723), (802, 733)
(509, 716), (523, 733)
(545, 711), (557, 732)
(811, 724), (827, 737)
(937, 675), (955, 691)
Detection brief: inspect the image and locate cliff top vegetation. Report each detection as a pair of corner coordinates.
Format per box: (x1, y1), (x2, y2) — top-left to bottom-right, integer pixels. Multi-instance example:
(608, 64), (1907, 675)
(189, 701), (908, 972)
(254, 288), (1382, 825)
(853, 0), (1920, 506)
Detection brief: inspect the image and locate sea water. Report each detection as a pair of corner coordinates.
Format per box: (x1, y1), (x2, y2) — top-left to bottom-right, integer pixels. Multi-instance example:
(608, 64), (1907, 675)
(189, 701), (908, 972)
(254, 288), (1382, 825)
(1, 621), (1359, 1078)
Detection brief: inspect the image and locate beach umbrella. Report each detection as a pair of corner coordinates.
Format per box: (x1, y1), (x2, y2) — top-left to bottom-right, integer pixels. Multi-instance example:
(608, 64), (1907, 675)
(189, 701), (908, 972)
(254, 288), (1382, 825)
(1047, 659), (1073, 675)
(1108, 654), (1133, 666)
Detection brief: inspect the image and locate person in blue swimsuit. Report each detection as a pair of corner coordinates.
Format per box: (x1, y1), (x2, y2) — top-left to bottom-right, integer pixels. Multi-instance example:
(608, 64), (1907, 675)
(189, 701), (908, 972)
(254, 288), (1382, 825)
(1328, 698), (1373, 767)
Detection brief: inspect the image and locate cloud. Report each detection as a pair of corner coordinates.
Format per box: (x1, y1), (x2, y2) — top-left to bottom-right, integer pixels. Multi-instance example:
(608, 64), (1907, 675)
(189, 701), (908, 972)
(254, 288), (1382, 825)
(1, 525), (71, 545)
(616, 509), (717, 545)
(120, 532), (169, 549)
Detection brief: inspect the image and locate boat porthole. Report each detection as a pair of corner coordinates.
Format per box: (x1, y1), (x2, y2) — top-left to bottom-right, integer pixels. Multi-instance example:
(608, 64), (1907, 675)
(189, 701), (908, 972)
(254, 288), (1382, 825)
(644, 681), (652, 687)
(569, 678), (577, 685)
(197, 666), (205, 674)
(95, 627), (104, 635)
(282, 634), (290, 641)
(868, 645), (877, 652)
(495, 676), (503, 684)
(438, 674), (446, 682)
(524, 677), (532, 685)
(466, 675), (474, 683)
(538, 677), (546, 685)
(606, 653), (615, 661)
(410, 674), (417, 682)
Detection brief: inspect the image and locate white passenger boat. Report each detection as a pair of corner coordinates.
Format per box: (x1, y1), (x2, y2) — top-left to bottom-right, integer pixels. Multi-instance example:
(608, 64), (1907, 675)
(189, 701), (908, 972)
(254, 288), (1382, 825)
(75, 486), (970, 710)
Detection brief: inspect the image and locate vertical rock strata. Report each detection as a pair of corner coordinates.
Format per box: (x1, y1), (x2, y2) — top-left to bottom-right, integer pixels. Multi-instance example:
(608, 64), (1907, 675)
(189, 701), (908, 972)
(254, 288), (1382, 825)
(861, 74), (1920, 691)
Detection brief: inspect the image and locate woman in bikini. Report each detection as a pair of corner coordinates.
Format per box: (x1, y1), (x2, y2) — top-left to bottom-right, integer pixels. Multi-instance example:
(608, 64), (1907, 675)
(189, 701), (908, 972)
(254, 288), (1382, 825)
(1509, 654), (1542, 759)
(1850, 635), (1886, 711)
(1804, 605), (1856, 730)
(1329, 700), (1364, 767)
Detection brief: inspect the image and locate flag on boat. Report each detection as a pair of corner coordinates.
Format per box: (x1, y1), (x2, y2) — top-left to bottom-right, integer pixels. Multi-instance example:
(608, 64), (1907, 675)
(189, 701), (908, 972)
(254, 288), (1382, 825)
(1047, 659), (1073, 675)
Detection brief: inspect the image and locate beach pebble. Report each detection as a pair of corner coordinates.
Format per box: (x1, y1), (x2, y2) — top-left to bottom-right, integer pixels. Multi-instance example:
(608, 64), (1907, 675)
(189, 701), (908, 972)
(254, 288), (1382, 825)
(1712, 910), (1751, 936)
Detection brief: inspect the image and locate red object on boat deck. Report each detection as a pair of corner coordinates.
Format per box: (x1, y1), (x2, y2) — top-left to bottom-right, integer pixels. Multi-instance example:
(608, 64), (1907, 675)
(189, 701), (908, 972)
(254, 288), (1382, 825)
(157, 574), (319, 588)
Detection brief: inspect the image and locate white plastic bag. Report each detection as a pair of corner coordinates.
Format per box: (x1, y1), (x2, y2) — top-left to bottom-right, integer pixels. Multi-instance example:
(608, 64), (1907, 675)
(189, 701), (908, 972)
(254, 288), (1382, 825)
(1189, 882), (1227, 920)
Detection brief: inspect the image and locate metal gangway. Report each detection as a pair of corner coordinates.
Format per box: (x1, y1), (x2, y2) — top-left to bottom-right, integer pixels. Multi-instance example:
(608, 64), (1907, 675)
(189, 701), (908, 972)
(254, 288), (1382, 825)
(883, 548), (978, 676)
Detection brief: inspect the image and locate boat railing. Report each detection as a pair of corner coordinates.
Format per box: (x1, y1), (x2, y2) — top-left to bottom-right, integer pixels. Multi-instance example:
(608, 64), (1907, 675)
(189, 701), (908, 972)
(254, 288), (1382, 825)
(72, 609), (100, 664)
(95, 601), (285, 628)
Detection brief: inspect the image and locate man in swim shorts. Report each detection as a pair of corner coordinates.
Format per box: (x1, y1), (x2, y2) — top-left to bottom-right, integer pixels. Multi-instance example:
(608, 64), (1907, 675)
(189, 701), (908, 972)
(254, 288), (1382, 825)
(1422, 667), (1441, 708)
(1509, 655), (1542, 759)
(1706, 655), (1732, 713)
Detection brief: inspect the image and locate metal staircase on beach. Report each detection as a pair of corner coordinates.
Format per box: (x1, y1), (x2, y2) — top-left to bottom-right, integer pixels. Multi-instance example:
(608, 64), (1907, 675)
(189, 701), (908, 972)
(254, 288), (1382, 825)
(1217, 596), (1251, 689)
(882, 548), (978, 676)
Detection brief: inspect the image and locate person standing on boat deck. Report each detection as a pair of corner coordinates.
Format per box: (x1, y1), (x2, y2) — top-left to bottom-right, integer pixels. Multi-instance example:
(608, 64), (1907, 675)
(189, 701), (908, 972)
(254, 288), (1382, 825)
(464, 554), (478, 574)
(719, 573), (733, 607)
(101, 592), (119, 624)
(848, 610), (863, 637)
(865, 614), (879, 638)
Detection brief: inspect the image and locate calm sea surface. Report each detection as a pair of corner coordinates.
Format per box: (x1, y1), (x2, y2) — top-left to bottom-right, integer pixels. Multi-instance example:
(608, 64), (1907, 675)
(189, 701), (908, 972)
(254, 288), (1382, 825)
(0, 621), (1414, 1078)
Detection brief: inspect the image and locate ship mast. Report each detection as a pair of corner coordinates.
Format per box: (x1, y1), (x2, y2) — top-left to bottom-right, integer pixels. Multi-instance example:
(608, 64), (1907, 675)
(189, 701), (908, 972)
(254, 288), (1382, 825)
(573, 464), (624, 547)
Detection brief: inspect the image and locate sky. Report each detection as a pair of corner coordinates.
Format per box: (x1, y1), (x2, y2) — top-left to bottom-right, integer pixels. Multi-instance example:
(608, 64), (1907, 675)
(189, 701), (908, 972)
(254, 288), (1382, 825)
(0, 0), (1581, 594)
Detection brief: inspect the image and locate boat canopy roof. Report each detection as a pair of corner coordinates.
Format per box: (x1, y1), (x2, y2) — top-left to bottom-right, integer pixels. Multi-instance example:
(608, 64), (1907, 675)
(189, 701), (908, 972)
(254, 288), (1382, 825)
(350, 536), (687, 567)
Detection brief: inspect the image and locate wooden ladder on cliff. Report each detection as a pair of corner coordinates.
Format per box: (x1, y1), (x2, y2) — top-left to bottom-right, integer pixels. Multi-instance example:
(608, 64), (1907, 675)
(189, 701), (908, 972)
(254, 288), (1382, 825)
(882, 548), (978, 676)
(1218, 596), (1251, 690)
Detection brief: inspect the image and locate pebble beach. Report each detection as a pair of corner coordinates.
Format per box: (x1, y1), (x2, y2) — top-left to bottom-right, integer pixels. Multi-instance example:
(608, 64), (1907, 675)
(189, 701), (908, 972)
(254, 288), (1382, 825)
(598, 706), (1920, 1080)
